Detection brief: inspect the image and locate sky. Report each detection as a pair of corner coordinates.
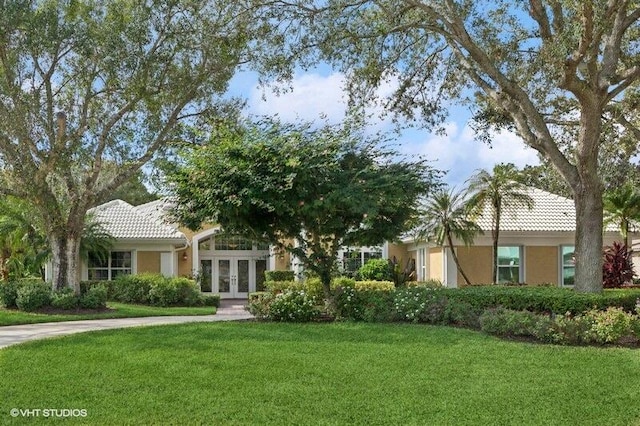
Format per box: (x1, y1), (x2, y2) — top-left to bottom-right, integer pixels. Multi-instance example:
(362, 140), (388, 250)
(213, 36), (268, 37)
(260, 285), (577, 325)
(229, 68), (541, 187)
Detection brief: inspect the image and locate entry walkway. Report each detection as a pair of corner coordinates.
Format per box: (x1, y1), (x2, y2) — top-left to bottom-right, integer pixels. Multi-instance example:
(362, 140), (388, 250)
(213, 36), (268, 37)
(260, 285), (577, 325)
(0, 299), (252, 349)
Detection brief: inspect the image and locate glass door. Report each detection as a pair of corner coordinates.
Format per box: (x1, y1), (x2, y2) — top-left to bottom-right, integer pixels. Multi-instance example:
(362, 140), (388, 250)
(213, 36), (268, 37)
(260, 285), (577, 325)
(212, 257), (268, 298)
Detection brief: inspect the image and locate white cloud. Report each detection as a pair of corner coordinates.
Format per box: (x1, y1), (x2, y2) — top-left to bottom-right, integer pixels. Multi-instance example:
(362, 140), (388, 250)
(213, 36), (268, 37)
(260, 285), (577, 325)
(408, 122), (540, 186)
(248, 72), (347, 123)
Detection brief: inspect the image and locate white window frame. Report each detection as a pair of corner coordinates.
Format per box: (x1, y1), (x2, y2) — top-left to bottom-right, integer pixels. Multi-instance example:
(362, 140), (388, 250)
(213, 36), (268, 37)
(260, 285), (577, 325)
(87, 250), (134, 281)
(496, 246), (523, 284)
(560, 245), (575, 287)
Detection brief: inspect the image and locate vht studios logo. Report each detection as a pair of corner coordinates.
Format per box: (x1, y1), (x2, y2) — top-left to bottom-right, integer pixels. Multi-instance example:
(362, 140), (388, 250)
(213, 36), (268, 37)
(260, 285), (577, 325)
(10, 408), (88, 418)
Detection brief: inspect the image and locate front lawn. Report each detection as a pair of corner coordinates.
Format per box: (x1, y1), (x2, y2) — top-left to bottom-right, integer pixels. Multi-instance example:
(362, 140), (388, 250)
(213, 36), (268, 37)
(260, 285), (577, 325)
(1, 322), (639, 425)
(0, 303), (216, 326)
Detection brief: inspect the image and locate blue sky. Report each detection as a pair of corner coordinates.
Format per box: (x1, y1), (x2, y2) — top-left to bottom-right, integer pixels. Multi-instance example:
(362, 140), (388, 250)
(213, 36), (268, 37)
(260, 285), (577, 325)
(229, 67), (541, 187)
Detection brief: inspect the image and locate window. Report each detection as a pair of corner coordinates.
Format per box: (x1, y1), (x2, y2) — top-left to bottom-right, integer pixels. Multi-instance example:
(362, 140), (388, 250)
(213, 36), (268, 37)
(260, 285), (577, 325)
(213, 234), (253, 251)
(561, 246), (575, 286)
(88, 251), (132, 281)
(340, 247), (383, 276)
(497, 246), (521, 284)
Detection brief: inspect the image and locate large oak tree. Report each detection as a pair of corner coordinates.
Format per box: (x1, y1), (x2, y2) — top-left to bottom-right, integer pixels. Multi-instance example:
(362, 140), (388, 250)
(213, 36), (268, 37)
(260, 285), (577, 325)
(276, 0), (640, 293)
(0, 0), (281, 293)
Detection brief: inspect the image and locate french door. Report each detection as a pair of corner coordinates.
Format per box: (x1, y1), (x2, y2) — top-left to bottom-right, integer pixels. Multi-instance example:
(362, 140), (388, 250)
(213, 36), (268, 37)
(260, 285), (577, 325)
(200, 257), (267, 298)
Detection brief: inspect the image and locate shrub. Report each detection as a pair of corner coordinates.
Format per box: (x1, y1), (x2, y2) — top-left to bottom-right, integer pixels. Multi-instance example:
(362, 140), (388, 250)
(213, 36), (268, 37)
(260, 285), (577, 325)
(603, 242), (635, 288)
(268, 290), (319, 322)
(51, 288), (80, 310)
(80, 280), (117, 300)
(80, 285), (108, 309)
(354, 281), (395, 291)
(393, 287), (448, 324)
(111, 274), (156, 304)
(16, 281), (52, 312)
(332, 277), (356, 288)
(479, 308), (540, 337)
(0, 280), (20, 308)
(334, 286), (395, 322)
(265, 280), (302, 294)
(199, 294), (220, 307)
(582, 307), (635, 344)
(247, 292), (273, 319)
(264, 270), (295, 282)
(410, 280), (443, 289)
(443, 299), (482, 328)
(358, 259), (392, 281)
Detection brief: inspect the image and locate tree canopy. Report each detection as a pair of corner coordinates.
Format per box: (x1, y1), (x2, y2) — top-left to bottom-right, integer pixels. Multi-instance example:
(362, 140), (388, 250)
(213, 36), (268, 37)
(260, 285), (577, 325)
(169, 120), (440, 298)
(273, 0), (640, 292)
(0, 0), (284, 292)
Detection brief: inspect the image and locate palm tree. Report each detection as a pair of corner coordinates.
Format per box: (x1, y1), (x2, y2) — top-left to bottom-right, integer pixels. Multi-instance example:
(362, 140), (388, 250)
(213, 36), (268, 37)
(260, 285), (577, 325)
(467, 164), (534, 284)
(421, 188), (482, 286)
(603, 183), (640, 248)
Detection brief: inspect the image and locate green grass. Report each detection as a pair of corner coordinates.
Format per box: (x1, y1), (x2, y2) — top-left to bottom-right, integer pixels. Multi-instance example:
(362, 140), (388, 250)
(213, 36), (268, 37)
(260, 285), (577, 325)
(1, 322), (639, 425)
(0, 303), (216, 326)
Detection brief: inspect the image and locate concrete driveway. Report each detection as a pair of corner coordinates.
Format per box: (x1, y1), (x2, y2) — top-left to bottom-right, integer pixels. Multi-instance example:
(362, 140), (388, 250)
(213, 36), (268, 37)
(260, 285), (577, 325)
(0, 300), (253, 349)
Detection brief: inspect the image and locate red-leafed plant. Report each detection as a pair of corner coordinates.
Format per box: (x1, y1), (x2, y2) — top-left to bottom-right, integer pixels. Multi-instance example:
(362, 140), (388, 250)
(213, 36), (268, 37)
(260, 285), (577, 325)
(602, 242), (636, 288)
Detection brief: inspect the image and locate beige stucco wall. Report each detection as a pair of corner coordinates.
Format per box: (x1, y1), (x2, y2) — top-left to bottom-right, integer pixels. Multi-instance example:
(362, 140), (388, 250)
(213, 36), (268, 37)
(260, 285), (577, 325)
(177, 247), (193, 277)
(456, 246), (493, 285)
(525, 246), (558, 285)
(137, 251), (161, 274)
(429, 248), (443, 281)
(388, 243), (409, 263)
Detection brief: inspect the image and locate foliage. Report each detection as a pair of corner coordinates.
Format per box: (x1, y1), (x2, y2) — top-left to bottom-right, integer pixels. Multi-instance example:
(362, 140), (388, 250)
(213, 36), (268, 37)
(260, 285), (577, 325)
(388, 257), (415, 287)
(109, 274), (203, 307)
(267, 290), (320, 322)
(276, 0), (640, 293)
(353, 281), (395, 291)
(479, 308), (542, 338)
(333, 286), (395, 322)
(602, 242), (636, 288)
(169, 119), (439, 299)
(79, 285), (108, 310)
(419, 187), (482, 285)
(51, 288), (80, 310)
(358, 259), (392, 281)
(264, 270), (296, 282)
(603, 184), (640, 247)
(0, 279), (20, 308)
(247, 292), (274, 320)
(199, 294), (221, 308)
(0, 1), (287, 293)
(582, 307), (635, 344)
(15, 281), (52, 312)
(467, 163), (534, 283)
(393, 287), (449, 324)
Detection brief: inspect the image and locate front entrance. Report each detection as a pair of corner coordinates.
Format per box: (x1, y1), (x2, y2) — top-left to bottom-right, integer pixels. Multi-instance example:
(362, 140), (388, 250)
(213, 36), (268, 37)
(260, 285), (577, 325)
(200, 257), (267, 299)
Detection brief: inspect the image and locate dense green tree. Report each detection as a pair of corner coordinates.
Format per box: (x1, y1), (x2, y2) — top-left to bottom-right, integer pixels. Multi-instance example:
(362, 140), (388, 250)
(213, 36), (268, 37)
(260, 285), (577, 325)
(277, 1), (640, 292)
(100, 170), (157, 207)
(467, 164), (534, 284)
(169, 120), (439, 301)
(0, 1), (284, 293)
(420, 188), (482, 286)
(603, 184), (640, 248)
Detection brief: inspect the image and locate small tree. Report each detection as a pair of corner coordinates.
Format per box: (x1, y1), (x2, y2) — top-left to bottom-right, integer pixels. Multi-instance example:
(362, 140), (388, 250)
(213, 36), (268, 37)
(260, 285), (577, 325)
(420, 188), (482, 286)
(169, 120), (440, 302)
(603, 184), (640, 249)
(602, 242), (635, 288)
(467, 164), (534, 284)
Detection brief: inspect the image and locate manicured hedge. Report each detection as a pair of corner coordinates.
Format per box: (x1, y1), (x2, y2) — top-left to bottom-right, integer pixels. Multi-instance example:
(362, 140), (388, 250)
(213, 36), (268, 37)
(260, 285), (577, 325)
(81, 274), (220, 307)
(440, 286), (640, 315)
(264, 270), (295, 282)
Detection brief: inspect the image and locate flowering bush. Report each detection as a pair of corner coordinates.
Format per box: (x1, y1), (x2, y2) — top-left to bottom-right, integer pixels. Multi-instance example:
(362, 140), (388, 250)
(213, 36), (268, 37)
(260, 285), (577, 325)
(333, 286), (395, 322)
(582, 307), (635, 344)
(268, 290), (319, 322)
(393, 287), (447, 323)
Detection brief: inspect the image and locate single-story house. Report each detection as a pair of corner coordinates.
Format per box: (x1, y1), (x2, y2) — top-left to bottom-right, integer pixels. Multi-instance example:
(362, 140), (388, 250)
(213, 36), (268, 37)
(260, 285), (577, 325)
(398, 186), (639, 288)
(50, 186), (636, 298)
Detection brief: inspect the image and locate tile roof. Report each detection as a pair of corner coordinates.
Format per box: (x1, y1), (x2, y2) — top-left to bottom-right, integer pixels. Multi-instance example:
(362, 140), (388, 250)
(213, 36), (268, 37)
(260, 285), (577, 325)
(89, 199), (186, 241)
(473, 186), (620, 233)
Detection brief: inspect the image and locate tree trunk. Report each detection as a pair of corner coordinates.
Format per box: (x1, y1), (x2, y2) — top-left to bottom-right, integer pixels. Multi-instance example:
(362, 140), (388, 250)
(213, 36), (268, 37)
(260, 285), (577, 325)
(446, 231), (472, 286)
(492, 204), (501, 284)
(49, 232), (82, 295)
(573, 186), (604, 293)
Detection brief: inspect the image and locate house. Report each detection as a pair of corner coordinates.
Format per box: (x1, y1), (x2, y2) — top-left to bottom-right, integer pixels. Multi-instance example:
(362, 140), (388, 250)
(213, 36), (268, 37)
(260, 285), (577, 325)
(398, 187), (638, 287)
(60, 186), (635, 298)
